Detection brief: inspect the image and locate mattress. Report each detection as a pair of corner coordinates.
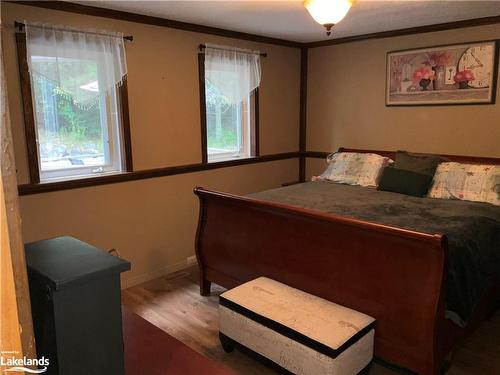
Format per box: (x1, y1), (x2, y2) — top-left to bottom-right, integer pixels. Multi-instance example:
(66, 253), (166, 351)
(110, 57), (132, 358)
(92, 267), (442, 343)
(249, 181), (500, 327)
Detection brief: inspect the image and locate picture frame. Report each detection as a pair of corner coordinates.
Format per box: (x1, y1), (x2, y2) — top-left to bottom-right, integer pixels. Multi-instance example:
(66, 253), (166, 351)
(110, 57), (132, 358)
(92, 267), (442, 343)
(386, 40), (499, 106)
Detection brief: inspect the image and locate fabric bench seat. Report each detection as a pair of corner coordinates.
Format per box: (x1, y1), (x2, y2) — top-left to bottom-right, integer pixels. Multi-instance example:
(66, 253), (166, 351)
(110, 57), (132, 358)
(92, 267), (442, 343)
(219, 277), (375, 375)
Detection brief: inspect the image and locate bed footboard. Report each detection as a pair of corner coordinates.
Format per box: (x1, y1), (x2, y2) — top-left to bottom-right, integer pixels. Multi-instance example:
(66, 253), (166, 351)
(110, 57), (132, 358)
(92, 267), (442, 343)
(194, 187), (449, 375)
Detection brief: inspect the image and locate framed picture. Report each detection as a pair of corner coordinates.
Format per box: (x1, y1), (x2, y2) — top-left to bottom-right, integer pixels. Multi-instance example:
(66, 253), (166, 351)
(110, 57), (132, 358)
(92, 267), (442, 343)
(386, 40), (499, 106)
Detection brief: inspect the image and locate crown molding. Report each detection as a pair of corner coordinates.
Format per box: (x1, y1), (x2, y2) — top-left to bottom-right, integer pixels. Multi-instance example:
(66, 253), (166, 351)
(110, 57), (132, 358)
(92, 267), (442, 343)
(9, 1), (302, 48)
(305, 15), (500, 48)
(9, 2), (500, 49)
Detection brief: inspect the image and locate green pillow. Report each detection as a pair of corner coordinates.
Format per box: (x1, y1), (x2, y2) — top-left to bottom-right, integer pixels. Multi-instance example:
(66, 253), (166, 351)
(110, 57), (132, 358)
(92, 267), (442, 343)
(378, 167), (433, 197)
(394, 151), (445, 177)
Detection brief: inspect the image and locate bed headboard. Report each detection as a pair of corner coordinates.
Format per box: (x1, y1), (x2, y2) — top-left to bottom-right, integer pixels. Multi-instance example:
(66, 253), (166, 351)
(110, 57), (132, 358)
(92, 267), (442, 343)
(338, 147), (500, 165)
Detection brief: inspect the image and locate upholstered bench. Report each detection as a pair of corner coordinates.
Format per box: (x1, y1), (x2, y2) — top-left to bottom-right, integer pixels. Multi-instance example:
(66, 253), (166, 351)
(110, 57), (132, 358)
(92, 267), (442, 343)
(219, 277), (375, 375)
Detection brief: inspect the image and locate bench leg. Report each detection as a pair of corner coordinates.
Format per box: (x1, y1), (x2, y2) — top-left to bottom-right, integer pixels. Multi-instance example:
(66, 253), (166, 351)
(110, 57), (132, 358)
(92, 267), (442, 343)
(219, 332), (235, 353)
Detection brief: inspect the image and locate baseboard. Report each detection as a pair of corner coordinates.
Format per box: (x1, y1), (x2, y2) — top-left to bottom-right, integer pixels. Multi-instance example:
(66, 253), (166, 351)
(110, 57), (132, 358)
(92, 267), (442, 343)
(121, 258), (197, 289)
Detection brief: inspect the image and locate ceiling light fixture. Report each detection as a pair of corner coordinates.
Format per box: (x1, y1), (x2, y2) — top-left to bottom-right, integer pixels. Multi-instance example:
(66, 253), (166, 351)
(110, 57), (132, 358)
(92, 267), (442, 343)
(304, 0), (354, 36)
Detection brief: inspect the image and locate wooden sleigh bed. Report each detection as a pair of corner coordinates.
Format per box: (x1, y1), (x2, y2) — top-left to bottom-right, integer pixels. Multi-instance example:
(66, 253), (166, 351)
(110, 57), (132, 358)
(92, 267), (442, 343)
(193, 148), (500, 375)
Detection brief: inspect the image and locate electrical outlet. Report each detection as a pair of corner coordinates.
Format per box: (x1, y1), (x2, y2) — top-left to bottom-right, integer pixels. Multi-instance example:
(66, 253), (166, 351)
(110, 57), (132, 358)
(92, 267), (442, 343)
(187, 255), (197, 266)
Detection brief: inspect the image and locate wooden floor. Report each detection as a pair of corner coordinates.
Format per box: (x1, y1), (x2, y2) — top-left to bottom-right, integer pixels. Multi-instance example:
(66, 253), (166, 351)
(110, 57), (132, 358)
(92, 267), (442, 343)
(122, 268), (500, 375)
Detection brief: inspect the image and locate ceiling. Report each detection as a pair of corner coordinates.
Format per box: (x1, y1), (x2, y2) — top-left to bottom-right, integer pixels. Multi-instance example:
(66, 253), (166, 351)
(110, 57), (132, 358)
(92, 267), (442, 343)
(74, 1), (500, 43)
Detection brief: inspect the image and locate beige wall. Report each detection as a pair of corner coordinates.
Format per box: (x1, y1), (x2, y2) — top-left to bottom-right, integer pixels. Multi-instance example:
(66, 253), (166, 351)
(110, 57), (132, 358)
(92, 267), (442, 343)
(19, 160), (298, 288)
(2, 3), (300, 287)
(5, 2), (499, 286)
(307, 24), (500, 177)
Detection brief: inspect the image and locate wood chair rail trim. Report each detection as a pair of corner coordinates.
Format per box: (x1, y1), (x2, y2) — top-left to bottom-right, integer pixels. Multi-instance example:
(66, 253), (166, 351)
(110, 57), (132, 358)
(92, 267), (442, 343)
(17, 152), (301, 195)
(305, 149), (500, 165)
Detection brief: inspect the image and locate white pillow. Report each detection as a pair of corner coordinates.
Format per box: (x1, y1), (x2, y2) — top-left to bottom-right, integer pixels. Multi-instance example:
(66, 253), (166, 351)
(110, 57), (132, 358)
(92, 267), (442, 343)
(428, 162), (500, 206)
(312, 152), (393, 187)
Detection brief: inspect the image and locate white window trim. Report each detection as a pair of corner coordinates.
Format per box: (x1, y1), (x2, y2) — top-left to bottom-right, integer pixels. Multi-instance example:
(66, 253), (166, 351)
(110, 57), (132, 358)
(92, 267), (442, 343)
(206, 93), (253, 163)
(30, 58), (127, 183)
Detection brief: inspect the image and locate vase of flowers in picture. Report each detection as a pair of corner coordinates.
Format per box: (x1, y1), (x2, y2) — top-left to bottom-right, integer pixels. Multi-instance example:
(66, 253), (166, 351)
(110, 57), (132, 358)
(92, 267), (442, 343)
(413, 67), (436, 91)
(424, 52), (451, 91)
(454, 70), (475, 89)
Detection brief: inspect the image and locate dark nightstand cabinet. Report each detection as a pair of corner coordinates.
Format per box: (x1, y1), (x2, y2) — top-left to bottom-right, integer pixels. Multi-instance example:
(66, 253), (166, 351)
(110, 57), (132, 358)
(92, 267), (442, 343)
(25, 236), (131, 375)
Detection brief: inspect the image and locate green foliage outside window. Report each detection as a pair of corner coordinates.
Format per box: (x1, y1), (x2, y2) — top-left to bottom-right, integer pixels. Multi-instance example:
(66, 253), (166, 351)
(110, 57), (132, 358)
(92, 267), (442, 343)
(31, 58), (105, 158)
(205, 79), (239, 151)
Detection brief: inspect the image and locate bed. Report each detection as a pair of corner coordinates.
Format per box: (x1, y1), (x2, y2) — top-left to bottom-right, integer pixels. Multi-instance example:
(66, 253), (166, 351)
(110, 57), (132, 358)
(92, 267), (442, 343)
(193, 148), (500, 375)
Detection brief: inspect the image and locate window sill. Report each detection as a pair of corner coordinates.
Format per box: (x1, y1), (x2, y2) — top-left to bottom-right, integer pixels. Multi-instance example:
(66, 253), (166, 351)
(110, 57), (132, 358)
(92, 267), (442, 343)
(207, 154), (251, 163)
(39, 170), (126, 184)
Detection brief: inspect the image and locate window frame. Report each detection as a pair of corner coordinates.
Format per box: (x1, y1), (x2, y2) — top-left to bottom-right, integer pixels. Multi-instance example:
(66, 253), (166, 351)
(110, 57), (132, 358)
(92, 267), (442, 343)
(15, 32), (133, 185)
(198, 53), (259, 164)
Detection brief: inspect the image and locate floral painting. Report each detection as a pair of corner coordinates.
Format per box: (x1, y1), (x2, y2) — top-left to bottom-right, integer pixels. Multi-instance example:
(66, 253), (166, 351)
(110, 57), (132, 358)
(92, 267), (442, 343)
(386, 41), (498, 106)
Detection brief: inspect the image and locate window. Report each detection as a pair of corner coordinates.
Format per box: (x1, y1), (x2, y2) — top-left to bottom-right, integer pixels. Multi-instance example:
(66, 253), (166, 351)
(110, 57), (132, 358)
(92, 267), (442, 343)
(199, 44), (261, 163)
(204, 79), (257, 161)
(16, 23), (132, 184)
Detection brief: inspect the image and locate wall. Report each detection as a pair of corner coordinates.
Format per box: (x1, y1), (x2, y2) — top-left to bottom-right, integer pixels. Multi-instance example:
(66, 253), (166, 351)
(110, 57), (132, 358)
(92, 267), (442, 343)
(2, 3), (301, 287)
(306, 24), (500, 177)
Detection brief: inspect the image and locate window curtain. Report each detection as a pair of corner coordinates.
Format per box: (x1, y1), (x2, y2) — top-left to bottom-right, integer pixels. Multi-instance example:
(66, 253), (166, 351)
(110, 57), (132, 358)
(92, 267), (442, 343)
(204, 43), (261, 105)
(24, 22), (127, 107)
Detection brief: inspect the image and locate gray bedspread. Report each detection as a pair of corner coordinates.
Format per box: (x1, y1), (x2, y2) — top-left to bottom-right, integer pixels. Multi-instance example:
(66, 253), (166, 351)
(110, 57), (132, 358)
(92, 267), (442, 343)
(249, 181), (500, 326)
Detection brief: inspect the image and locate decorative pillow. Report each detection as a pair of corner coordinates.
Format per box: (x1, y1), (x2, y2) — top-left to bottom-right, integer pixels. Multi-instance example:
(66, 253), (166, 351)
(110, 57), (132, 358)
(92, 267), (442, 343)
(394, 151), (446, 177)
(428, 162), (500, 206)
(313, 152), (393, 187)
(378, 167), (433, 197)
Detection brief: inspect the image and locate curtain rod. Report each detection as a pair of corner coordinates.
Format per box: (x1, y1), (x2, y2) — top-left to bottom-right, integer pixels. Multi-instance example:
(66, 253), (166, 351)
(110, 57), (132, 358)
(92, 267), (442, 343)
(199, 44), (267, 57)
(14, 21), (133, 41)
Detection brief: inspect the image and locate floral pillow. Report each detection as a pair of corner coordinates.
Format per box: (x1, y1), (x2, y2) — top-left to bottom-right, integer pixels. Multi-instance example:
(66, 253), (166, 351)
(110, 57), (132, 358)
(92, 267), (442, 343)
(427, 162), (500, 206)
(312, 152), (393, 187)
